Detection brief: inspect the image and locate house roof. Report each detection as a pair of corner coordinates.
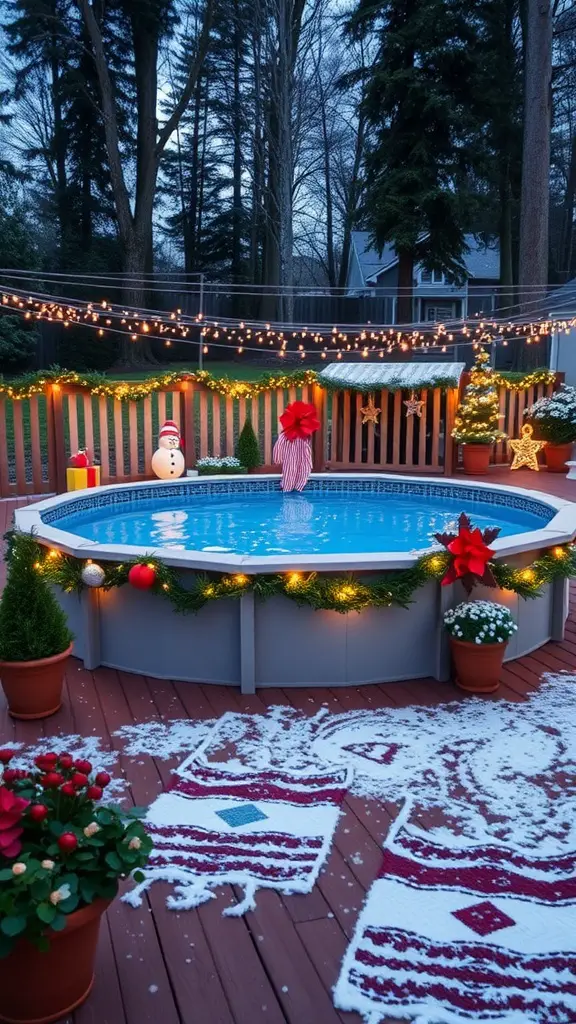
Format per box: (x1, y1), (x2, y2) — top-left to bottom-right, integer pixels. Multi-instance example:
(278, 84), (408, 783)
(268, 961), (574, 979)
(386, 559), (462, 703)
(318, 362), (466, 391)
(351, 232), (500, 285)
(544, 279), (576, 316)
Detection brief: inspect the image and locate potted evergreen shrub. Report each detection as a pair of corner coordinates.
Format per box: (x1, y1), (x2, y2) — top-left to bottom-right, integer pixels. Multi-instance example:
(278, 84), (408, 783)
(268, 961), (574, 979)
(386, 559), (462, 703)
(452, 349), (506, 474)
(0, 749), (151, 1022)
(235, 419), (262, 472)
(526, 385), (576, 472)
(0, 532), (73, 719)
(443, 600), (517, 694)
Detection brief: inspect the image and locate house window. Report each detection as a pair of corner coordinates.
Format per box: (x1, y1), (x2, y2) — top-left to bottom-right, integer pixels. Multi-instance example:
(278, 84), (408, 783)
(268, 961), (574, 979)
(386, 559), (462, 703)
(419, 268), (445, 284)
(426, 304), (455, 322)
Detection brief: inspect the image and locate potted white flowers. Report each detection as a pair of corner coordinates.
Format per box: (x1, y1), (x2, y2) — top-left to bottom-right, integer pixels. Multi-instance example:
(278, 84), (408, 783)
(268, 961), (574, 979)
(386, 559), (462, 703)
(196, 456), (246, 476)
(443, 600), (517, 694)
(526, 385), (576, 472)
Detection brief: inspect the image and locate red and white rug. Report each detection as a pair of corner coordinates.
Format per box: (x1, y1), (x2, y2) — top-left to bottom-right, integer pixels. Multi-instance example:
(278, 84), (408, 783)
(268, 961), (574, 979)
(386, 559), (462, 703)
(334, 804), (576, 1024)
(124, 749), (350, 916)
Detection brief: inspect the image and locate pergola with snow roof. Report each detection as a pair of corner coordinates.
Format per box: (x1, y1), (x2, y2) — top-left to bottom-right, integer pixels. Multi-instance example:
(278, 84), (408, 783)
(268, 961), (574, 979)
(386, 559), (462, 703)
(318, 362), (466, 474)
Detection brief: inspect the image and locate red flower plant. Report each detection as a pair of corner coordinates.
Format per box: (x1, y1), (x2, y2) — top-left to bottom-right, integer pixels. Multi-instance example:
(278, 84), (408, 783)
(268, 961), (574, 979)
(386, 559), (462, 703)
(434, 513), (500, 592)
(279, 401), (320, 441)
(0, 786), (30, 858)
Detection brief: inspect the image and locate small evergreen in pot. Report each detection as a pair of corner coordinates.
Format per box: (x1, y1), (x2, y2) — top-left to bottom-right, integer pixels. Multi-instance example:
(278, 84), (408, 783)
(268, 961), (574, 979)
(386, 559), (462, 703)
(0, 750), (151, 1023)
(444, 600), (517, 694)
(0, 532), (73, 719)
(236, 419), (262, 471)
(452, 349), (506, 474)
(526, 385), (576, 472)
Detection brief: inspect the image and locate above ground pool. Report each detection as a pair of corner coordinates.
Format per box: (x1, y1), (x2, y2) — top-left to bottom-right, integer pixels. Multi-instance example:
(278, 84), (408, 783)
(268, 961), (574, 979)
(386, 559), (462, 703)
(48, 485), (552, 556)
(15, 474), (576, 690)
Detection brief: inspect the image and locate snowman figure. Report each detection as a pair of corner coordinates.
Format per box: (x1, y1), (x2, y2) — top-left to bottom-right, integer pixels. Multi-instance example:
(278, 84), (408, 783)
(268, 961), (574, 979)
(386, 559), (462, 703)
(151, 419), (185, 479)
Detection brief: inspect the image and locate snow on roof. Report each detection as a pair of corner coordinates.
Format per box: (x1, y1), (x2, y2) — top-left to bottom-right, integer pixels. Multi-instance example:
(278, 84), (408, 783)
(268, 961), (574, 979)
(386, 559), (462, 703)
(351, 232), (500, 285)
(319, 362), (466, 390)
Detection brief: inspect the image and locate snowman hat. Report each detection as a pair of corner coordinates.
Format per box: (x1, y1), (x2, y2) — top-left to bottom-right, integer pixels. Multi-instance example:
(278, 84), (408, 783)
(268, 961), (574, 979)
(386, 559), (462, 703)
(159, 419), (180, 439)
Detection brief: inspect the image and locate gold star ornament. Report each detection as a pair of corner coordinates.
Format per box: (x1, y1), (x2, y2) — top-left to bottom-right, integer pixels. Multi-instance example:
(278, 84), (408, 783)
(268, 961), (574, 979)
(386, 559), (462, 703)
(509, 422), (546, 471)
(360, 397), (381, 424)
(404, 393), (425, 418)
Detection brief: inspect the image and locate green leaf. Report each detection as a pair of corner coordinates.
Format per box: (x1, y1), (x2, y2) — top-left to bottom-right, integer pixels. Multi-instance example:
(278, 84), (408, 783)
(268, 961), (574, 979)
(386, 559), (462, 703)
(0, 915), (27, 936)
(79, 879), (96, 904)
(132, 870), (145, 884)
(0, 869), (14, 881)
(105, 852), (122, 872)
(58, 894), (79, 914)
(36, 903), (57, 925)
(50, 913), (67, 932)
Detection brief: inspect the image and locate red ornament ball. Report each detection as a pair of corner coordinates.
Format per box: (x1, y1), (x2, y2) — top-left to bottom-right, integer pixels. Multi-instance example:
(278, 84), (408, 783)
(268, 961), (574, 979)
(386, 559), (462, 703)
(41, 771), (64, 789)
(86, 785), (103, 801)
(29, 804), (48, 822)
(128, 564), (157, 590)
(70, 450), (89, 468)
(0, 749), (15, 764)
(71, 772), (89, 788)
(58, 754), (74, 770)
(73, 760), (92, 775)
(60, 783), (76, 797)
(57, 832), (78, 853)
(95, 772), (111, 788)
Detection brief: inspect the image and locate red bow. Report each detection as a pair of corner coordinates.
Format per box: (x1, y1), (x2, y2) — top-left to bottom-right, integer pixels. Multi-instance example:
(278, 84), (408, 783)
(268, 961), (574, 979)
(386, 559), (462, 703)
(280, 401), (320, 441)
(434, 513), (499, 592)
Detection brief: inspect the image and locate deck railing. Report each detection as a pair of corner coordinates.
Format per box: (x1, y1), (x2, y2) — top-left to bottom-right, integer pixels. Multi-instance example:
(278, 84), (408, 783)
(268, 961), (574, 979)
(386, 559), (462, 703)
(0, 374), (562, 497)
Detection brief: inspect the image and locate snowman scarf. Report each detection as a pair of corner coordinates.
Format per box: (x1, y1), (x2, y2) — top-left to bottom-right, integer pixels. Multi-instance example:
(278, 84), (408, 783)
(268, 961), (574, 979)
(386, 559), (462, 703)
(273, 401), (320, 493)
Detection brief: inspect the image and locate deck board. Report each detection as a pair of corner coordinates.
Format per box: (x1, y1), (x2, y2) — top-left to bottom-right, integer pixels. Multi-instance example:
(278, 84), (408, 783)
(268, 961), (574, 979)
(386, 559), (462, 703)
(0, 469), (574, 1023)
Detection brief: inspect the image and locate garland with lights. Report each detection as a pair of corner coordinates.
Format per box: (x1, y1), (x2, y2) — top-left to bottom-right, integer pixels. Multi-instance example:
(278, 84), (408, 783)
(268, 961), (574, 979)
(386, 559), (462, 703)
(0, 366), (558, 404)
(30, 537), (576, 614)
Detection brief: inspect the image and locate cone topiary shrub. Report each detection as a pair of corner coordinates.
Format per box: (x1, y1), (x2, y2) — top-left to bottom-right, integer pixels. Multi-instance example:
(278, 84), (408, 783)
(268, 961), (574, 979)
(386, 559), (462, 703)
(0, 532), (73, 662)
(235, 419), (261, 470)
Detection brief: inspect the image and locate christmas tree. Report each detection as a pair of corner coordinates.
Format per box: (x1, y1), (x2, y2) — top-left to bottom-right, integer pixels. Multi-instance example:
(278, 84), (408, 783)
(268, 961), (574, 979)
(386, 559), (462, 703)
(452, 349), (506, 444)
(0, 532), (73, 662)
(236, 419), (261, 470)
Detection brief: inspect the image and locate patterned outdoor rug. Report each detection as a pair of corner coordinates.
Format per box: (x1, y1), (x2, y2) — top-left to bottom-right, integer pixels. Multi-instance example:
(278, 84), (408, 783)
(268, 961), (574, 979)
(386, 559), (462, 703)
(123, 735), (350, 916)
(334, 804), (576, 1024)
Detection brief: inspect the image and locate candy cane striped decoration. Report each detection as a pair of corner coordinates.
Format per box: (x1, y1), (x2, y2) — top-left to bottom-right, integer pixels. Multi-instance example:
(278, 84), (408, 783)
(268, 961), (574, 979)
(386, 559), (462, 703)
(273, 433), (312, 492)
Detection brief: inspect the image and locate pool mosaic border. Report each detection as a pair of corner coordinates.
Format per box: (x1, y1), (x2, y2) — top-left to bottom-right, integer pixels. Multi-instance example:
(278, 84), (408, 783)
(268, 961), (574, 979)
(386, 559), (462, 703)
(41, 476), (556, 527)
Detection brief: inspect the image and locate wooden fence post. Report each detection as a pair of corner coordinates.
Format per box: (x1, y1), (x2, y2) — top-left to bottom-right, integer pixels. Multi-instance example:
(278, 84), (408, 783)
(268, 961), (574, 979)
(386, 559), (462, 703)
(312, 382), (326, 471)
(181, 381), (196, 469)
(444, 386), (458, 476)
(47, 384), (67, 493)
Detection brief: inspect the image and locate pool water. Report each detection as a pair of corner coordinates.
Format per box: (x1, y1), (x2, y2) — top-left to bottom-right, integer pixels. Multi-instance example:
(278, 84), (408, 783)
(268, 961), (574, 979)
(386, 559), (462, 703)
(55, 490), (550, 555)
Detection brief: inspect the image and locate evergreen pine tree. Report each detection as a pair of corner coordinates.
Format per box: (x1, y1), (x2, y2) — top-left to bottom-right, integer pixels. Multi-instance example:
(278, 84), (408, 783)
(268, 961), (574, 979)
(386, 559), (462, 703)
(0, 533), (73, 662)
(452, 349), (505, 444)
(236, 419), (261, 469)
(347, 0), (480, 322)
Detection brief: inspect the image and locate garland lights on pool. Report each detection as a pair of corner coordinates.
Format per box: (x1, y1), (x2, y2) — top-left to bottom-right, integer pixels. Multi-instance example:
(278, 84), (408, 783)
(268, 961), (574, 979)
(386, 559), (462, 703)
(0, 366), (557, 403)
(31, 539), (576, 614)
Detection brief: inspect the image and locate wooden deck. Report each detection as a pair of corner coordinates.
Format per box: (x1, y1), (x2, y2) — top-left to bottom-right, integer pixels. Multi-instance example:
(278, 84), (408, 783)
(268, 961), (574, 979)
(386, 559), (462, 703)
(0, 468), (575, 1024)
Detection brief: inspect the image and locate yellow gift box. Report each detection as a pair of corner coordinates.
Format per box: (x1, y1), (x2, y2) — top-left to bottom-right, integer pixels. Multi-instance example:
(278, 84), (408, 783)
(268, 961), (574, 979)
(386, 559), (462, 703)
(66, 466), (101, 491)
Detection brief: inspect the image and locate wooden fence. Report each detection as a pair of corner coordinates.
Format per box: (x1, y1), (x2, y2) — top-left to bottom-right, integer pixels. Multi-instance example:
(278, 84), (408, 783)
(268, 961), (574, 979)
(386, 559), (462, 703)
(0, 375), (562, 497)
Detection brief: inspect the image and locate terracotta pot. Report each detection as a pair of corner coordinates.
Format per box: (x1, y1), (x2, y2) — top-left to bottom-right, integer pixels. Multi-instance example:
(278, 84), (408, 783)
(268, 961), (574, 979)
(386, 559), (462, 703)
(461, 444), (492, 475)
(0, 895), (113, 1024)
(544, 443), (573, 473)
(0, 645), (72, 720)
(450, 637), (507, 694)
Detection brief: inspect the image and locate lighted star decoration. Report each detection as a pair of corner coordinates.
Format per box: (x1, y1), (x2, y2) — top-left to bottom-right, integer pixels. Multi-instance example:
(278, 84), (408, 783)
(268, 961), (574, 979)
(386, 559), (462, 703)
(360, 397), (381, 424)
(404, 392), (425, 418)
(509, 422), (546, 471)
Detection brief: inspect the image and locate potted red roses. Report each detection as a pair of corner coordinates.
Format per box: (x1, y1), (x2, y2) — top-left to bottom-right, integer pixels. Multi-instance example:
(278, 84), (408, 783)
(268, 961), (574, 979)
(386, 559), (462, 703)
(0, 749), (151, 1024)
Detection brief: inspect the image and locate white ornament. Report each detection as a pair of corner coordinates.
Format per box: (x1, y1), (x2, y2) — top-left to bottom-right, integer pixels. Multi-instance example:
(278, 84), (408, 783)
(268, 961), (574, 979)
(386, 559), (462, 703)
(81, 562), (105, 588)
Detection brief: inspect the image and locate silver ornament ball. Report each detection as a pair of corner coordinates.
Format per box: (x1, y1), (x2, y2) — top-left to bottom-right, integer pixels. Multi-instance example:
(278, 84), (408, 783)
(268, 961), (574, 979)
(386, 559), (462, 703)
(81, 562), (106, 588)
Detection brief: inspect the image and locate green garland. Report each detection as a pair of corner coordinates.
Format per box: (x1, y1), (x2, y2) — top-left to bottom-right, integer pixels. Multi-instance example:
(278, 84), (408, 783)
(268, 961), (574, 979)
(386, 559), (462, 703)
(33, 540), (576, 614)
(317, 372), (463, 394)
(0, 365), (557, 403)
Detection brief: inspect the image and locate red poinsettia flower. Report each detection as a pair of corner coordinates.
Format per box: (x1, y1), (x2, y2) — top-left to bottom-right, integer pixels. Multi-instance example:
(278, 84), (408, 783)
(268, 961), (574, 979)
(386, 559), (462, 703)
(0, 786), (30, 859)
(435, 513), (499, 592)
(279, 401), (320, 441)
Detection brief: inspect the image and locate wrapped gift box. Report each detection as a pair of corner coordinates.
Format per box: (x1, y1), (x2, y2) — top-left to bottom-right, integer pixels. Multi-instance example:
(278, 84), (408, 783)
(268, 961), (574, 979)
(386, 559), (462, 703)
(66, 466), (101, 491)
